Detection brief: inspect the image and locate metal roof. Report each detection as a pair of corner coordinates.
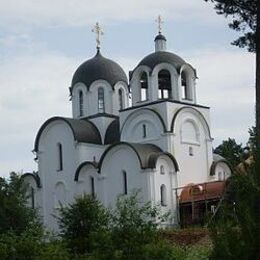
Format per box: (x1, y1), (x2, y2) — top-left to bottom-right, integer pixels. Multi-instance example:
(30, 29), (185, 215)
(72, 50), (128, 89)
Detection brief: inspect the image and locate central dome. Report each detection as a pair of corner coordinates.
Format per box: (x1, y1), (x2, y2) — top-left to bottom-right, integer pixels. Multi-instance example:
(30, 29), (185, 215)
(137, 51), (186, 71)
(72, 49), (128, 89)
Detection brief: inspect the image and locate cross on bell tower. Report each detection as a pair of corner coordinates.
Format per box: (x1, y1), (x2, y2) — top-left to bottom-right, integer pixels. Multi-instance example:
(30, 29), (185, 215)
(155, 15), (164, 34)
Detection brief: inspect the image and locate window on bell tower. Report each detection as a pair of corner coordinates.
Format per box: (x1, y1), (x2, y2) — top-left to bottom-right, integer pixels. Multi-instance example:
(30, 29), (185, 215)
(140, 72), (148, 101)
(158, 70), (171, 99)
(181, 71), (188, 100)
(98, 87), (105, 113)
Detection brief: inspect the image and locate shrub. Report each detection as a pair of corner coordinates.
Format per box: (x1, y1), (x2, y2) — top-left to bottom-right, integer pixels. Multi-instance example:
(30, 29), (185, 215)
(109, 192), (164, 259)
(58, 194), (110, 255)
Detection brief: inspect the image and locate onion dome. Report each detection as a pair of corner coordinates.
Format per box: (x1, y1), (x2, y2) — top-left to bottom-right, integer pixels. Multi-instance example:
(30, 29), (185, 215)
(72, 49), (128, 89)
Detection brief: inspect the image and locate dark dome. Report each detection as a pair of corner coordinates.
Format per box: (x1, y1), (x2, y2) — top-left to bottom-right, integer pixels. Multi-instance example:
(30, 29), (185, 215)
(137, 51), (185, 71)
(72, 50), (128, 89)
(154, 33), (167, 41)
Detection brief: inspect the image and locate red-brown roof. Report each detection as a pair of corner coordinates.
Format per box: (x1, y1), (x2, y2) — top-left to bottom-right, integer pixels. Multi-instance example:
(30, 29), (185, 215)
(179, 181), (226, 204)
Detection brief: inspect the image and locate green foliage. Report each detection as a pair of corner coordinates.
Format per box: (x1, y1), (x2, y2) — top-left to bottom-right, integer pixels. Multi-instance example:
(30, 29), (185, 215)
(204, 0), (256, 52)
(214, 138), (244, 169)
(58, 194), (110, 255)
(109, 193), (163, 259)
(0, 172), (40, 235)
(209, 173), (259, 259)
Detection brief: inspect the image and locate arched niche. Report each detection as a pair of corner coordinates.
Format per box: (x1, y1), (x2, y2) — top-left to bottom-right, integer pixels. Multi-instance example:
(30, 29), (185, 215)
(120, 108), (167, 142)
(181, 119), (200, 145)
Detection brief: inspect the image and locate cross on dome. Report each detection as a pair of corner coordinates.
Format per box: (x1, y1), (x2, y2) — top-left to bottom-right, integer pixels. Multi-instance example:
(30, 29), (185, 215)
(92, 22), (104, 49)
(155, 15), (164, 34)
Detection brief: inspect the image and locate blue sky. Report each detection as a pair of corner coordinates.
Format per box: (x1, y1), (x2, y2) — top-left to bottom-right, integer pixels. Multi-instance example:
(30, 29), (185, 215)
(0, 0), (255, 177)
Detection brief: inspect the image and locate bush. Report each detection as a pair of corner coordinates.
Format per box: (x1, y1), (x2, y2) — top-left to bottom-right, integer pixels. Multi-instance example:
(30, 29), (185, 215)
(0, 173), (40, 235)
(109, 192), (165, 259)
(58, 194), (110, 255)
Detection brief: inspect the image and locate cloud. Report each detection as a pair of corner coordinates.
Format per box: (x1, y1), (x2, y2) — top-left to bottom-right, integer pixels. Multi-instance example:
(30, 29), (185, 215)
(0, 49), (78, 176)
(0, 0), (225, 30)
(186, 48), (255, 146)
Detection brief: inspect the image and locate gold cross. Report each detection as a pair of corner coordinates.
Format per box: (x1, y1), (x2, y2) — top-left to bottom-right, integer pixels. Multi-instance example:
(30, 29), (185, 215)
(92, 22), (104, 48)
(155, 15), (163, 34)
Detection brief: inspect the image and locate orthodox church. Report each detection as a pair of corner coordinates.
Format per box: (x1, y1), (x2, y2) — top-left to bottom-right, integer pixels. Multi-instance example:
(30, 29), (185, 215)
(22, 22), (231, 231)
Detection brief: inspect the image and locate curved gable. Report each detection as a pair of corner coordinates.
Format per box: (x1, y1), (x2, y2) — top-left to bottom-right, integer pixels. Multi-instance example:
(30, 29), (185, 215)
(171, 106), (212, 139)
(74, 161), (98, 181)
(121, 108), (167, 135)
(98, 142), (163, 173)
(34, 117), (102, 152)
(21, 172), (41, 188)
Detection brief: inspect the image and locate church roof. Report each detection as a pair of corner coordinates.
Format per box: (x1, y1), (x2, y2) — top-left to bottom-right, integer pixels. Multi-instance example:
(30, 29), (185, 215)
(34, 117), (102, 152)
(104, 119), (120, 144)
(179, 181), (226, 204)
(98, 142), (179, 172)
(71, 49), (128, 89)
(137, 51), (186, 71)
(210, 153), (231, 176)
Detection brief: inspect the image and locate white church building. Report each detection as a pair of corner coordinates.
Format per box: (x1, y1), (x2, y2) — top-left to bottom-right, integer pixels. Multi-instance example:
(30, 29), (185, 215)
(22, 24), (231, 231)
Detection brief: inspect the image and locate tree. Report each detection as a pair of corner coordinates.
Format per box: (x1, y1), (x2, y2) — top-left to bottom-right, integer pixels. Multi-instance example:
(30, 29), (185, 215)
(58, 194), (110, 255)
(214, 138), (244, 169)
(0, 172), (40, 235)
(110, 193), (165, 259)
(204, 0), (257, 52)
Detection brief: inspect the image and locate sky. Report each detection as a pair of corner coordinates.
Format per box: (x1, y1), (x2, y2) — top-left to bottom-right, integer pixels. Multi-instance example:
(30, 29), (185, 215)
(0, 0), (255, 177)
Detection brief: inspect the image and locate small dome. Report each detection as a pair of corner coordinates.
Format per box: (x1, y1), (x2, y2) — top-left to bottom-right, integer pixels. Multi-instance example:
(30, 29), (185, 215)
(154, 33), (167, 41)
(72, 49), (128, 89)
(137, 51), (185, 71)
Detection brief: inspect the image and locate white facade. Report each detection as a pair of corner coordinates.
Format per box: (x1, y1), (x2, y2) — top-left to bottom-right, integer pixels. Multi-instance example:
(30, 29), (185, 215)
(23, 33), (231, 231)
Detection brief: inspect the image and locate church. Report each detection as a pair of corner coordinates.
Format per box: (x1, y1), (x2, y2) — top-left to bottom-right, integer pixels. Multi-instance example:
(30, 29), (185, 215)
(22, 21), (231, 231)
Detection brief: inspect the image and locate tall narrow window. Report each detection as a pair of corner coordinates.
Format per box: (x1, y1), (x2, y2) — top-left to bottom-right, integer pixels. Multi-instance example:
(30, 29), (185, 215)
(158, 70), (171, 99)
(122, 171), (127, 195)
(181, 71), (188, 99)
(90, 176), (95, 198)
(57, 143), (63, 171)
(79, 90), (83, 117)
(118, 89), (124, 110)
(140, 72), (148, 101)
(31, 187), (35, 209)
(98, 87), (105, 113)
(160, 184), (167, 206)
(142, 124), (147, 138)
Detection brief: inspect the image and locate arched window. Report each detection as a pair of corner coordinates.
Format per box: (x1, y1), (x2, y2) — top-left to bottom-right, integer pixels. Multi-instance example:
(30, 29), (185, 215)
(90, 176), (95, 198)
(118, 89), (124, 110)
(79, 90), (83, 117)
(57, 143), (63, 171)
(160, 184), (167, 206)
(122, 171), (128, 195)
(160, 165), (165, 175)
(158, 70), (171, 99)
(30, 187), (35, 209)
(98, 87), (105, 113)
(140, 72), (148, 101)
(181, 71), (188, 100)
